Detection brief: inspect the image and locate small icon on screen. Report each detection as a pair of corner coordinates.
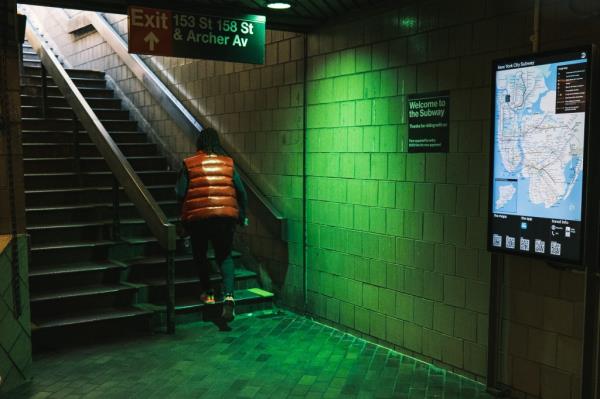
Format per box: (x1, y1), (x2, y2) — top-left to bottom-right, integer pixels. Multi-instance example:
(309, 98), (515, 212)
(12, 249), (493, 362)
(535, 239), (546, 254)
(521, 222), (528, 230)
(492, 234), (502, 247)
(550, 241), (561, 256)
(520, 238), (530, 251)
(581, 52), (587, 59)
(565, 227), (571, 238)
(505, 236), (515, 249)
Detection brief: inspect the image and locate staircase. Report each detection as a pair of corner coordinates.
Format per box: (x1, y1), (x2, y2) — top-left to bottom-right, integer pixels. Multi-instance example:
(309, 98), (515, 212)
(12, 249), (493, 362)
(21, 42), (273, 348)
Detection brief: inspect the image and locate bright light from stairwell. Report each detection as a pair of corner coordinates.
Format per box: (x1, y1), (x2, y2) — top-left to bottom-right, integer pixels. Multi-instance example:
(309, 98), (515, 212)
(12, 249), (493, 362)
(267, 2), (291, 9)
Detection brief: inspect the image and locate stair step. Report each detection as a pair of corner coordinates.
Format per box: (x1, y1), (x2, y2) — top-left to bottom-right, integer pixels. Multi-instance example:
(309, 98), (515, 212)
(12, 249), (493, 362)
(23, 142), (157, 158)
(21, 94), (121, 109)
(21, 118), (137, 132)
(20, 75), (108, 89)
(25, 200), (178, 225)
(29, 260), (125, 277)
(25, 184), (173, 207)
(174, 288), (274, 312)
(23, 60), (41, 68)
(21, 106), (128, 120)
(141, 268), (256, 287)
(31, 283), (135, 302)
(33, 306), (151, 330)
(30, 240), (118, 252)
(21, 130), (148, 144)
(23, 156), (167, 174)
(24, 169), (175, 190)
(21, 85), (114, 98)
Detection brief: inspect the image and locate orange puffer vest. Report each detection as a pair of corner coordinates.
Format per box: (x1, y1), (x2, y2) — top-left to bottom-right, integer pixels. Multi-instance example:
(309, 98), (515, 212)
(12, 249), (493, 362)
(181, 152), (239, 222)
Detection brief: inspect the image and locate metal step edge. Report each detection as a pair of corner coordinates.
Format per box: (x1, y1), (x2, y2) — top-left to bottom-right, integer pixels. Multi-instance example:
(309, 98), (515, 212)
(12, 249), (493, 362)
(21, 94), (116, 101)
(21, 107), (124, 113)
(138, 269), (257, 287)
(124, 251), (242, 267)
(20, 76), (107, 83)
(23, 156), (164, 162)
(27, 217), (178, 230)
(25, 169), (173, 177)
(25, 184), (171, 194)
(20, 85), (111, 92)
(29, 261), (126, 277)
(22, 118), (131, 122)
(32, 307), (151, 330)
(31, 284), (136, 302)
(26, 200), (177, 212)
(23, 143), (154, 148)
(170, 288), (274, 312)
(21, 130), (142, 135)
(30, 240), (118, 252)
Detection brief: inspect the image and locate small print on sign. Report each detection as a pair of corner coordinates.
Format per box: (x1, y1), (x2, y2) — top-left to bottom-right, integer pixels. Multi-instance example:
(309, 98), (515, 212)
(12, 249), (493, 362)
(407, 91), (450, 153)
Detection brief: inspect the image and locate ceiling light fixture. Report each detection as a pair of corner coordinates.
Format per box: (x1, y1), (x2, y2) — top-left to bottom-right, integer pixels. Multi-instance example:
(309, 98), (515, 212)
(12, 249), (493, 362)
(266, 2), (292, 10)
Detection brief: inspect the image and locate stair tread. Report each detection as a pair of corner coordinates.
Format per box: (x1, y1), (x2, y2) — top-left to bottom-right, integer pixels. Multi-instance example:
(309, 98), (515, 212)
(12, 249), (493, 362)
(20, 76), (106, 83)
(26, 184), (171, 194)
(31, 283), (135, 302)
(27, 217), (178, 230)
(22, 118), (129, 122)
(125, 251), (241, 267)
(21, 107), (122, 113)
(25, 169), (173, 177)
(23, 156), (163, 161)
(140, 269), (256, 287)
(22, 130), (141, 134)
(20, 85), (109, 91)
(173, 288), (274, 311)
(24, 142), (150, 146)
(31, 240), (118, 251)
(32, 306), (151, 330)
(26, 200), (177, 212)
(21, 94), (114, 101)
(30, 260), (125, 277)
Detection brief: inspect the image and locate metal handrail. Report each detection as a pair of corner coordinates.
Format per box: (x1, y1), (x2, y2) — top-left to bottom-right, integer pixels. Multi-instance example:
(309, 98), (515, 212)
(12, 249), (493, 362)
(25, 21), (176, 333)
(86, 12), (287, 239)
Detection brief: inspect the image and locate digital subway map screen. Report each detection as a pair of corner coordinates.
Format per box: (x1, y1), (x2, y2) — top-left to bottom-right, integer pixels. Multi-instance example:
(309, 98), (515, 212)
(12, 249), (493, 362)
(489, 49), (590, 263)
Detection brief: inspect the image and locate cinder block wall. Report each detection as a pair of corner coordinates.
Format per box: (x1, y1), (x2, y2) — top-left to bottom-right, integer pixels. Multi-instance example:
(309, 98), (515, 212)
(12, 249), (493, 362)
(0, 236), (32, 393)
(24, 1), (597, 397)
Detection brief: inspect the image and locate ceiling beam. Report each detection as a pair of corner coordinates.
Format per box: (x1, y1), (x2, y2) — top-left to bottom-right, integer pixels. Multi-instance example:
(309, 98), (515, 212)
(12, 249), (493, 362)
(20, 0), (323, 32)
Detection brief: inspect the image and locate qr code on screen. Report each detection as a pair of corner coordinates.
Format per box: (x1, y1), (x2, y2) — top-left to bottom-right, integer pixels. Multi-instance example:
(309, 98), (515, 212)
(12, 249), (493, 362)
(550, 241), (561, 256)
(492, 234), (502, 247)
(505, 236), (515, 249)
(520, 238), (530, 251)
(535, 239), (545, 254)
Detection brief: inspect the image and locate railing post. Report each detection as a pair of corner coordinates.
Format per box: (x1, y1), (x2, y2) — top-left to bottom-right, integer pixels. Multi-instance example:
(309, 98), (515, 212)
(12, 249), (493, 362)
(40, 63), (47, 118)
(166, 250), (175, 334)
(112, 177), (120, 240)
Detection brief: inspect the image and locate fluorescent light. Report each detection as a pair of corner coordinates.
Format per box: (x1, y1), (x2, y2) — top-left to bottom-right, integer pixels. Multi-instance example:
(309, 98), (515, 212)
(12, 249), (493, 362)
(267, 2), (291, 9)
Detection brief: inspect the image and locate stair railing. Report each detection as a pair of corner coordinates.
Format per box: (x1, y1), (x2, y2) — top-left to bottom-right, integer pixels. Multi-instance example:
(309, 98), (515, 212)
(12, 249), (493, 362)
(25, 21), (177, 334)
(86, 12), (287, 241)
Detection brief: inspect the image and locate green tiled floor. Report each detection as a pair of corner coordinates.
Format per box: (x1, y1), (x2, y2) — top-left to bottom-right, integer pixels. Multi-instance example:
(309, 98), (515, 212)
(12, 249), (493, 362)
(7, 312), (491, 398)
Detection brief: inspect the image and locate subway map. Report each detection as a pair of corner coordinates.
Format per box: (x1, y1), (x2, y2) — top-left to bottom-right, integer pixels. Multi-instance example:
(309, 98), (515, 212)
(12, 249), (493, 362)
(493, 60), (586, 222)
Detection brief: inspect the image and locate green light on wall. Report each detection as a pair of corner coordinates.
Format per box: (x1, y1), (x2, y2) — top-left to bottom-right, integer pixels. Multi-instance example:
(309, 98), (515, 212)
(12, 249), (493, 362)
(399, 17), (417, 29)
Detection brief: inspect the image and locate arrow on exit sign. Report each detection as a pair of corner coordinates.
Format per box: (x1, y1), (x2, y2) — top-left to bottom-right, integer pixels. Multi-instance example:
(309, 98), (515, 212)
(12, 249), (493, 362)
(144, 32), (160, 51)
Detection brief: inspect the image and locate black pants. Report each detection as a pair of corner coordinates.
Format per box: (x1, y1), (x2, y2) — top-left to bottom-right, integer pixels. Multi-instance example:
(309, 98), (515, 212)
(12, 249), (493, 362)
(186, 217), (236, 297)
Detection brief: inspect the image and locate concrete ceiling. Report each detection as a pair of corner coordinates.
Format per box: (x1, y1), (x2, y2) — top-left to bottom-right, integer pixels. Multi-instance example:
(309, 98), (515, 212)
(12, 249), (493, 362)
(19, 0), (396, 31)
